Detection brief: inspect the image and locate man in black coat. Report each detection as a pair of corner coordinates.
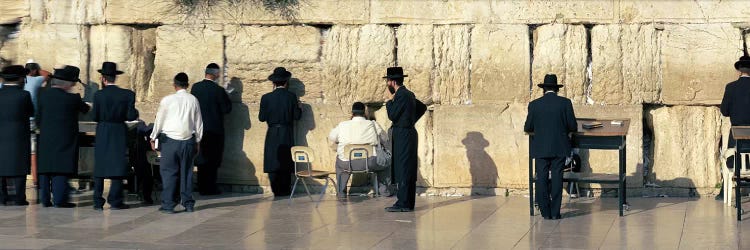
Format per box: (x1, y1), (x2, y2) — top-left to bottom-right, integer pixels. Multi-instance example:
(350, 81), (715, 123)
(717, 51), (750, 200)
(384, 67), (426, 212)
(0, 65), (34, 206)
(36, 66), (91, 208)
(92, 62), (139, 211)
(259, 67), (301, 197)
(191, 63), (231, 195)
(524, 74), (578, 220)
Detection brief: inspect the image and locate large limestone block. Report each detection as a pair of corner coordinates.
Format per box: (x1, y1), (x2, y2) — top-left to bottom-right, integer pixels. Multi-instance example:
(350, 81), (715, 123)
(373, 106), (434, 187)
(434, 25), (470, 105)
(531, 24), (587, 104)
(491, 0), (617, 24)
(0, 0), (28, 24)
(149, 25), (223, 100)
(661, 24), (740, 105)
(591, 24), (660, 104)
(471, 24), (530, 103)
(294, 104), (351, 174)
(370, 0), (491, 24)
(322, 25), (395, 105)
(433, 103), (529, 188)
(89, 25), (157, 99)
(105, 0), (369, 25)
(395, 25), (433, 103)
(620, 0), (750, 23)
(225, 25), (323, 103)
(647, 106), (723, 189)
(31, 0), (104, 24)
(15, 23), (89, 83)
(573, 105), (643, 187)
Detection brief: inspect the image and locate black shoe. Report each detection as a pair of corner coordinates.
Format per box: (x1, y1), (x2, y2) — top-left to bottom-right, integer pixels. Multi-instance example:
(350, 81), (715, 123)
(184, 206), (194, 213)
(111, 204), (130, 210)
(12, 200), (29, 206)
(159, 208), (176, 214)
(54, 203), (76, 208)
(552, 215), (562, 220)
(93, 206), (103, 211)
(385, 206), (413, 212)
(42, 202), (53, 207)
(141, 199), (154, 205)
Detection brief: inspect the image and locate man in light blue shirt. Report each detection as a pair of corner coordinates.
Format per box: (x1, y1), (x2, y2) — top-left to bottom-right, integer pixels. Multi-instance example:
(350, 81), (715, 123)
(24, 62), (46, 113)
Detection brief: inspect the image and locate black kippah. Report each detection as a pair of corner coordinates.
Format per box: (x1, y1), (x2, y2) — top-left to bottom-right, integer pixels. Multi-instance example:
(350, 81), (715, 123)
(352, 102), (366, 114)
(206, 63), (220, 69)
(174, 72), (188, 83)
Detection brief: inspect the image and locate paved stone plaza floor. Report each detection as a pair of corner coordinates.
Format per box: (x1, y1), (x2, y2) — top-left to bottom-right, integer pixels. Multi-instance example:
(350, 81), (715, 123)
(1, 188), (749, 249)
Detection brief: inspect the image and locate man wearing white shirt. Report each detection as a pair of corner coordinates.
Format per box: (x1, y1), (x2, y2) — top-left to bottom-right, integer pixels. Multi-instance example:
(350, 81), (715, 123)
(328, 102), (390, 197)
(150, 72), (203, 214)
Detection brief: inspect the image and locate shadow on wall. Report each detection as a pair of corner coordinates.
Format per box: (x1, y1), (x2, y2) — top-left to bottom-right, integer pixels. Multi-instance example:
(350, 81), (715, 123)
(292, 78), (314, 147)
(463, 131), (498, 195)
(79, 81), (99, 121)
(221, 77), (257, 186)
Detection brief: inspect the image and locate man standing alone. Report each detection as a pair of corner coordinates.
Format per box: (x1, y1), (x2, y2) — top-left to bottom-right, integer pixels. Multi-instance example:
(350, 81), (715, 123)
(191, 63), (231, 195)
(524, 74), (577, 220)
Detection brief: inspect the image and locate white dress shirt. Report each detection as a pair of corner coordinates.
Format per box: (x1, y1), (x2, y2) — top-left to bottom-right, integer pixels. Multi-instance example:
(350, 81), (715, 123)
(328, 116), (389, 161)
(151, 89), (204, 142)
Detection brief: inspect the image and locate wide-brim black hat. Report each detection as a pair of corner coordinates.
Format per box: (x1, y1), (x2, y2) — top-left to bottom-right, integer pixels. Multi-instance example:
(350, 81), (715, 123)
(383, 67), (408, 79)
(537, 74), (564, 88)
(736, 49), (750, 70)
(97, 61), (124, 76)
(0, 65), (28, 80)
(50, 65), (82, 82)
(268, 67), (292, 82)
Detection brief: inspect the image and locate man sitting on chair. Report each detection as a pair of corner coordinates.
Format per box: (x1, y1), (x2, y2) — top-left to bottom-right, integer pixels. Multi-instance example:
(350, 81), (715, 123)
(327, 102), (390, 198)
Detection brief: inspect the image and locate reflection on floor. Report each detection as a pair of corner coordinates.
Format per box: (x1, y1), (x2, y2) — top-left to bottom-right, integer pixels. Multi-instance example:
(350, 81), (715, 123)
(0, 187), (747, 249)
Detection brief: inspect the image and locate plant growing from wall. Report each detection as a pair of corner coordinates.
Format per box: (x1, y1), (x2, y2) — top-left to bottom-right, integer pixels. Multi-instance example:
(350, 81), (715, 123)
(174, 0), (300, 22)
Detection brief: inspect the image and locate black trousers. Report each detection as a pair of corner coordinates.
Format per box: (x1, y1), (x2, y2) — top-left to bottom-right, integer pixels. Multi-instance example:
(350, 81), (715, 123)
(392, 127), (418, 209)
(39, 174), (69, 205)
(197, 132), (224, 194)
(93, 177), (124, 207)
(135, 160), (154, 202)
(535, 157), (565, 218)
(268, 172), (291, 196)
(159, 136), (196, 210)
(0, 176), (26, 204)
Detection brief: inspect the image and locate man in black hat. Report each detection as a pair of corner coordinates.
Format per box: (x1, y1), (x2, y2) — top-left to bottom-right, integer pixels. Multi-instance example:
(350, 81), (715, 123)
(36, 65), (91, 208)
(91, 62), (139, 211)
(150, 72), (203, 213)
(524, 74), (577, 220)
(718, 50), (750, 200)
(191, 63), (231, 195)
(384, 67), (426, 212)
(0, 65), (33, 206)
(259, 67), (301, 197)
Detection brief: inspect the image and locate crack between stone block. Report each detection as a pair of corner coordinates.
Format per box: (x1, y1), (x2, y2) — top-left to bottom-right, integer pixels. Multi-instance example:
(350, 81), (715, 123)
(527, 24), (541, 99)
(466, 25), (473, 105)
(583, 24), (594, 105)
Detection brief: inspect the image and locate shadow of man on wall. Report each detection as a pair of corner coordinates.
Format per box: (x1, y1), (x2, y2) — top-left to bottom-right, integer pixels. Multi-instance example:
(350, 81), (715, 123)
(463, 131), (498, 196)
(218, 77), (256, 191)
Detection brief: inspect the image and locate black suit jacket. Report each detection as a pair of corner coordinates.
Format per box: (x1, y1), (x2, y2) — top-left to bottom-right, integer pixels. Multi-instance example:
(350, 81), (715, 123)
(0, 85), (33, 176)
(92, 85), (139, 177)
(259, 88), (302, 172)
(386, 87), (426, 129)
(36, 88), (90, 174)
(721, 77), (750, 126)
(191, 79), (232, 135)
(524, 92), (577, 158)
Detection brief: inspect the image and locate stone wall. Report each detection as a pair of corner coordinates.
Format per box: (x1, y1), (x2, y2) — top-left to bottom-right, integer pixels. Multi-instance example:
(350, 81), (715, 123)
(3, 0), (748, 196)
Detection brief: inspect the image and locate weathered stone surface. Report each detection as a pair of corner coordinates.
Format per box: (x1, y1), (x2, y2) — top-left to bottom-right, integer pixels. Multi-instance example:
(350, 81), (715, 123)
(471, 24), (530, 103)
(373, 105), (433, 187)
(491, 0), (617, 24)
(322, 25), (394, 105)
(0, 0), (28, 24)
(149, 25), (223, 99)
(434, 25), (470, 105)
(30, 0), (105, 24)
(395, 25), (433, 103)
(620, 0), (750, 24)
(218, 102), (267, 186)
(574, 105), (643, 187)
(370, 0), (491, 24)
(14, 22), (89, 84)
(89, 25), (156, 99)
(105, 0), (369, 25)
(591, 24), (660, 104)
(647, 106), (723, 189)
(531, 24), (587, 104)
(225, 25), (323, 103)
(433, 103), (528, 188)
(661, 24), (740, 105)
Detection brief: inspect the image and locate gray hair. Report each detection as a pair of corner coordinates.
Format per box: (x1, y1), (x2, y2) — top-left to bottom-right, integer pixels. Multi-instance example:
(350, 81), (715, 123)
(740, 67), (750, 74)
(205, 68), (220, 76)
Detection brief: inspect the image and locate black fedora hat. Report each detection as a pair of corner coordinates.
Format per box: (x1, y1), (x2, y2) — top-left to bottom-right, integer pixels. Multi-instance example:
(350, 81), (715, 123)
(50, 65), (82, 83)
(383, 67), (408, 79)
(268, 67), (292, 82)
(537, 74), (564, 88)
(736, 49), (750, 70)
(0, 65), (28, 81)
(97, 61), (124, 76)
